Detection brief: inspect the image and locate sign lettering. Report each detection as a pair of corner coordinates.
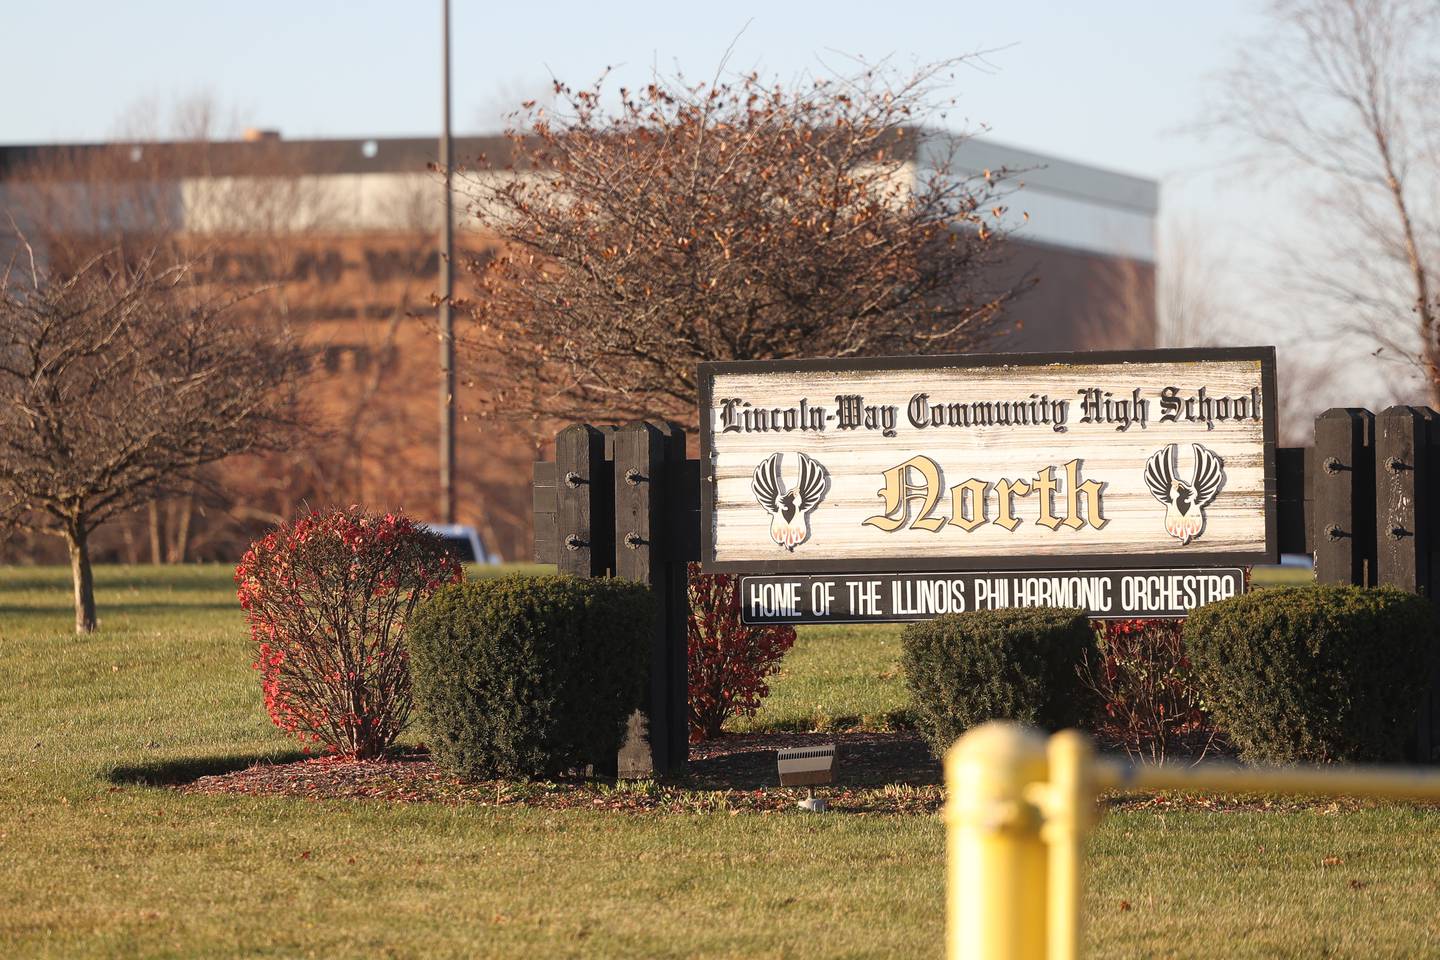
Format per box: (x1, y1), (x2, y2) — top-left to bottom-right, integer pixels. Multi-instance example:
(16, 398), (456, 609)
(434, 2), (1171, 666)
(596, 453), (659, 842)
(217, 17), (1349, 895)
(739, 568), (1247, 625)
(700, 348), (1277, 574)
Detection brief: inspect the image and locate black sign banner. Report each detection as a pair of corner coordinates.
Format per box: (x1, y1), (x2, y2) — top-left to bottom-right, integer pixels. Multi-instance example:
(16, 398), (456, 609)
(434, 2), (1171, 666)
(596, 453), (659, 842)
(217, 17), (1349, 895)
(738, 567), (1246, 625)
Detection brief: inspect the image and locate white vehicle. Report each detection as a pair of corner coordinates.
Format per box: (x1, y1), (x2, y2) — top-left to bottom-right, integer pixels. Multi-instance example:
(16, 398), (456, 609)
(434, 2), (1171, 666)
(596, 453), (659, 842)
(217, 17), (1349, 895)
(419, 523), (501, 565)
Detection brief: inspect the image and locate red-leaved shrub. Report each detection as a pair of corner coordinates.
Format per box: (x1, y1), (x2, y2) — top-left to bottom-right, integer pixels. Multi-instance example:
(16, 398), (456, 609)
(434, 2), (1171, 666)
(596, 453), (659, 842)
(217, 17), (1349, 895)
(1078, 618), (1217, 764)
(687, 564), (796, 742)
(235, 508), (462, 759)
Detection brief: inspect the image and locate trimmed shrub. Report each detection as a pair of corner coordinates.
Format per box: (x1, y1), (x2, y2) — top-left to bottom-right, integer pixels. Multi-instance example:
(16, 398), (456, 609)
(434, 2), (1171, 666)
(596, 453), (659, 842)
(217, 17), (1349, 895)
(1078, 618), (1216, 764)
(687, 565), (797, 742)
(1184, 585), (1436, 764)
(234, 508), (462, 759)
(901, 607), (1095, 758)
(408, 575), (651, 779)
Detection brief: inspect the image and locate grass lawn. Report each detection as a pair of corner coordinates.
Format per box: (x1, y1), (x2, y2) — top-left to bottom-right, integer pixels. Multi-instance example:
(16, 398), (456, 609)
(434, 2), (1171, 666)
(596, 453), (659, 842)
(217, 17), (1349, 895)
(735, 622), (912, 734)
(1250, 564), (1315, 587)
(4, 563), (1439, 958)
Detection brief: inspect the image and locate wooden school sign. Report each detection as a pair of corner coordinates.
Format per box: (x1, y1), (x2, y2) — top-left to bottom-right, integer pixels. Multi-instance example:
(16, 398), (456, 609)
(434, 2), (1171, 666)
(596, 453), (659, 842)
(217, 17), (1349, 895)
(698, 347), (1278, 624)
(534, 370), (1434, 769)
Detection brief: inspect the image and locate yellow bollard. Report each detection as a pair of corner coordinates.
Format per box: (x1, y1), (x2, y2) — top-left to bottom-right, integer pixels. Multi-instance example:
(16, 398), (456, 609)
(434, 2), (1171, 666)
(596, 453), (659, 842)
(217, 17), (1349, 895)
(944, 722), (1051, 960)
(1038, 730), (1097, 960)
(945, 722), (1440, 960)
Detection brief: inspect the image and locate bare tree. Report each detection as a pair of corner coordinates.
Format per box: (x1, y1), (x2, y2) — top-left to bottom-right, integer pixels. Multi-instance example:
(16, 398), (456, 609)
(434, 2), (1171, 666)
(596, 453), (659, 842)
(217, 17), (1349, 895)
(0, 96), (343, 566)
(459, 58), (1028, 426)
(0, 246), (302, 632)
(1156, 215), (1234, 349)
(1214, 0), (1439, 404)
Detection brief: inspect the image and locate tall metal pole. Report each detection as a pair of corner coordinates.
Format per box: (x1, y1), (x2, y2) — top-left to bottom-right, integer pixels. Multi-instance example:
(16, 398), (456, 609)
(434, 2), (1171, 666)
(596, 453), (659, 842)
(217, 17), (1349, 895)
(438, 0), (456, 524)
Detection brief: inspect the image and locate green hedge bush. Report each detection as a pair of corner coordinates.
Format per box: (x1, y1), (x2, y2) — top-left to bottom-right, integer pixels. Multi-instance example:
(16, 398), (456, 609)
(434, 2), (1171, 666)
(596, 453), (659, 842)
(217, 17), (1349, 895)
(1184, 585), (1436, 764)
(408, 575), (652, 779)
(901, 607), (1095, 758)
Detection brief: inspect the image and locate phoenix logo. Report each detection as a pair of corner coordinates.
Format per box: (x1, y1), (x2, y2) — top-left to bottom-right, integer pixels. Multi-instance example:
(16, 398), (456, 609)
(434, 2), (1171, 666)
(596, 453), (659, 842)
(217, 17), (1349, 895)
(751, 452), (828, 551)
(1143, 443), (1225, 545)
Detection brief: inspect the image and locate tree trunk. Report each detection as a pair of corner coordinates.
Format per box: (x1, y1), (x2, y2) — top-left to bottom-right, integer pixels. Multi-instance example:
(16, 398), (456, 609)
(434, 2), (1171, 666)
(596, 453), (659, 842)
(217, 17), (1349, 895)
(1425, 325), (1440, 412)
(168, 493), (194, 564)
(67, 525), (97, 634)
(148, 501), (163, 565)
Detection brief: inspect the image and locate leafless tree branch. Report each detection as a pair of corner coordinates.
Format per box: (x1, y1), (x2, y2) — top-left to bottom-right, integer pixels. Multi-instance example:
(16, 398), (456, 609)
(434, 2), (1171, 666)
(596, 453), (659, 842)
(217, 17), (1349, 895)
(1212, 0), (1440, 405)
(0, 245), (305, 631)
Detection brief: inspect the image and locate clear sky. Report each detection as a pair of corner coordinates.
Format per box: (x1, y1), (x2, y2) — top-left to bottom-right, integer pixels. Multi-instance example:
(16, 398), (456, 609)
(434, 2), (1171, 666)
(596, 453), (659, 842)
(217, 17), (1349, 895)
(6, 1), (1260, 198)
(7, 1), (1400, 419)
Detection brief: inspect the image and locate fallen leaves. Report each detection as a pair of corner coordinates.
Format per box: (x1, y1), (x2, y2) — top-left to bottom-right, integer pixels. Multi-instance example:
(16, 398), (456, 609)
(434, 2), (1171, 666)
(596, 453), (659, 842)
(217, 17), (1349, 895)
(177, 733), (946, 816)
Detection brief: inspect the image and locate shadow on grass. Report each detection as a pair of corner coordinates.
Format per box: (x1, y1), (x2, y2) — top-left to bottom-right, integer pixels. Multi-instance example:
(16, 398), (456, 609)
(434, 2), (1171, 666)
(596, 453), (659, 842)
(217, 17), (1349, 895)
(107, 751), (308, 787)
(0, 572), (235, 594)
(687, 733), (941, 790)
(100, 602), (237, 616)
(0, 602), (239, 617)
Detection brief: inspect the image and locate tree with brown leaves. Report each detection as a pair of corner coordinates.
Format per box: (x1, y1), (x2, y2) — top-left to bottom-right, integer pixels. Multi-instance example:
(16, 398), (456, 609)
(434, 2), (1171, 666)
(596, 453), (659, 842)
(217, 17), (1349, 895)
(460, 59), (1027, 427)
(0, 246), (303, 632)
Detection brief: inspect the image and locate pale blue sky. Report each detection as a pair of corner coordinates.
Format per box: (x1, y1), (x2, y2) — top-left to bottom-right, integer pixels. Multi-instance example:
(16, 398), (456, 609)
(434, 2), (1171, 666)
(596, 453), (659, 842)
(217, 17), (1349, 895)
(6, 1), (1261, 206)
(11, 1), (1397, 416)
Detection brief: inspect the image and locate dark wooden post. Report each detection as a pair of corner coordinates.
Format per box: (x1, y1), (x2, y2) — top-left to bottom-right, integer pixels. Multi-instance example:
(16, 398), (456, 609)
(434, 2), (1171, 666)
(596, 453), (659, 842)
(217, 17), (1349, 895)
(1275, 446), (1309, 557)
(1375, 407), (1433, 594)
(1312, 408), (1374, 586)
(610, 420), (691, 777)
(554, 424), (613, 578)
(613, 421), (670, 777)
(534, 421), (699, 777)
(656, 421), (691, 772)
(1375, 406), (1440, 761)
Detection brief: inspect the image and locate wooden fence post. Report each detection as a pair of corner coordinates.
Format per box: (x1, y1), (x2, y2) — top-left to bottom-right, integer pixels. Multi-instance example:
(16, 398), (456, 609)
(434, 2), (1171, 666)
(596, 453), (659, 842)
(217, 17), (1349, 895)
(1275, 445), (1309, 557)
(613, 422), (670, 777)
(610, 420), (691, 777)
(555, 424), (613, 578)
(1375, 406), (1440, 761)
(1312, 408), (1374, 586)
(1375, 407), (1433, 594)
(535, 421), (700, 776)
(656, 421), (691, 772)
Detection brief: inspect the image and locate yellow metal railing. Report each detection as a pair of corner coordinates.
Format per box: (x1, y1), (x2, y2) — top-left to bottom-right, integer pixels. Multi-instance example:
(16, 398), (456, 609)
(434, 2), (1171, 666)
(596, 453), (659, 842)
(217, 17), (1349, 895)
(944, 722), (1440, 960)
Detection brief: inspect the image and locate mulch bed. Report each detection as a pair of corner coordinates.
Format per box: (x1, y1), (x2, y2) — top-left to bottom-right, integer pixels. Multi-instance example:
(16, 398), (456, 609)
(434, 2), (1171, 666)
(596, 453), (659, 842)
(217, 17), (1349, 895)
(176, 731), (1431, 817)
(181, 731), (945, 815)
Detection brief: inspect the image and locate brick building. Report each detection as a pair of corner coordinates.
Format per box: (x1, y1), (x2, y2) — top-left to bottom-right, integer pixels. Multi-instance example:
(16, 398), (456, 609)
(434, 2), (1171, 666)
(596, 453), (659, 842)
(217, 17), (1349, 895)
(0, 132), (1157, 564)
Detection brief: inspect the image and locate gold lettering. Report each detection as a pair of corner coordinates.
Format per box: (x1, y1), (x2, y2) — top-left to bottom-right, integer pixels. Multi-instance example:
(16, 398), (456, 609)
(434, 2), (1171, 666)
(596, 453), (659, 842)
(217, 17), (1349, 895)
(949, 478), (990, 532)
(864, 455), (948, 532)
(1061, 459), (1107, 530)
(1033, 465), (1061, 530)
(994, 478), (1033, 532)
(864, 457), (1107, 534)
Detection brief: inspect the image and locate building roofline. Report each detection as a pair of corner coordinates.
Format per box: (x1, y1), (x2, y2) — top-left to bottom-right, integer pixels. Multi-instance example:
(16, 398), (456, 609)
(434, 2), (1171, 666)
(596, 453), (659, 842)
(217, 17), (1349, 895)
(0, 136), (518, 179)
(926, 134), (1159, 214)
(1, 130), (1159, 213)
